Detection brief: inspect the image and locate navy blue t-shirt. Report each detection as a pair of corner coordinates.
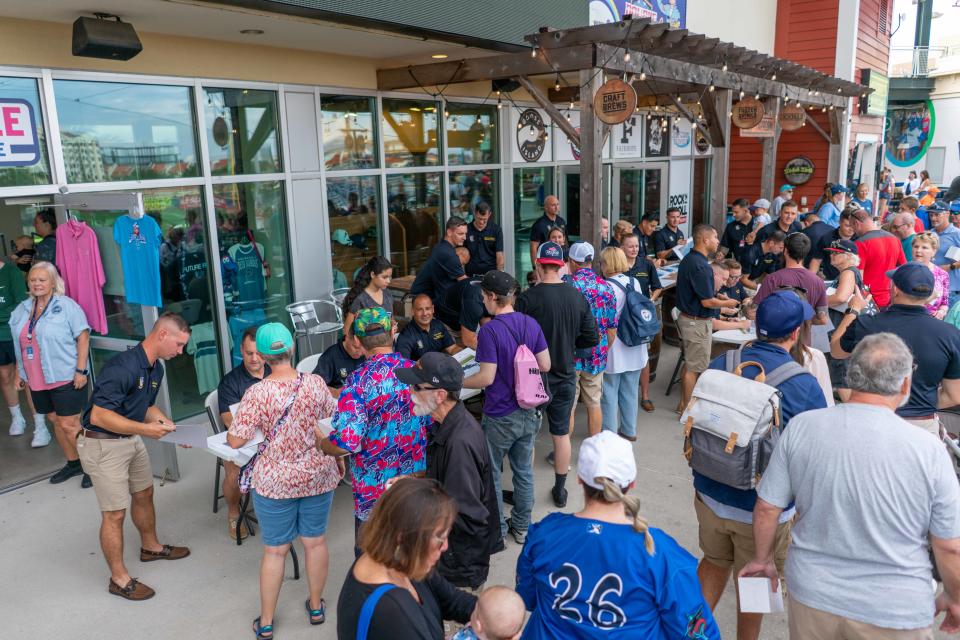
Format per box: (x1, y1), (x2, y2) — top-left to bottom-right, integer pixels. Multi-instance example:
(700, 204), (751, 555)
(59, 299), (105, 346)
(464, 221), (503, 276)
(742, 243), (781, 281)
(676, 250), (717, 318)
(801, 220), (835, 268)
(720, 220), (751, 261)
(755, 219), (802, 244)
(529, 214), (566, 245)
(654, 227), (684, 256)
(396, 318), (455, 361)
(411, 240), (465, 307)
(217, 362), (271, 414)
(82, 345), (165, 436)
(839, 304), (960, 417)
(693, 341), (827, 511)
(624, 258), (663, 298)
(313, 341), (364, 389)
(719, 281), (748, 303)
(633, 228), (656, 259)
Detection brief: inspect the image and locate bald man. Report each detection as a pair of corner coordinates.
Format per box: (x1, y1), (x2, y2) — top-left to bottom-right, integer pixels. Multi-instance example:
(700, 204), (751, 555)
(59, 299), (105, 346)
(529, 195), (566, 267)
(395, 294), (460, 361)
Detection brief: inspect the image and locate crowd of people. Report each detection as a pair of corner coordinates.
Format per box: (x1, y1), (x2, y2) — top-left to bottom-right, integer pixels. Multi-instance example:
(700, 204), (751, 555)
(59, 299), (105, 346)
(30, 179), (960, 639)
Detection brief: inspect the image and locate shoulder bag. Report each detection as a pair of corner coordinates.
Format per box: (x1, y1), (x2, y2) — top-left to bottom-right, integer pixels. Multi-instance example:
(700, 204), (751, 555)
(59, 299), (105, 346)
(238, 374), (303, 494)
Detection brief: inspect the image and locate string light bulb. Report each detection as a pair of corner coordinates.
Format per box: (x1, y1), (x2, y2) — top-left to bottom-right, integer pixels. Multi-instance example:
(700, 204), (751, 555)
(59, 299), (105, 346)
(531, 46), (538, 58)
(640, 71), (647, 81)
(722, 62), (728, 72)
(740, 89), (745, 99)
(624, 50), (631, 63)
(709, 83), (716, 92)
(555, 74), (560, 92)
(771, 71), (777, 81)
(569, 100), (575, 110)
(755, 93), (760, 100)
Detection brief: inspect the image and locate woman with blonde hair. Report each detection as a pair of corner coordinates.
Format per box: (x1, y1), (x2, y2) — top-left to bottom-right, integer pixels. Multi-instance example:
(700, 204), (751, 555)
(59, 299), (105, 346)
(517, 431), (719, 639)
(599, 246), (647, 441)
(10, 261), (90, 486)
(911, 232), (950, 318)
(610, 220), (634, 248)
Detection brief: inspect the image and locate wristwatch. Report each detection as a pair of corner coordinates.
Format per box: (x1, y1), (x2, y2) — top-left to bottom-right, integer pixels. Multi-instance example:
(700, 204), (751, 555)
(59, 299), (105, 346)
(844, 308), (860, 317)
(75, 368), (89, 375)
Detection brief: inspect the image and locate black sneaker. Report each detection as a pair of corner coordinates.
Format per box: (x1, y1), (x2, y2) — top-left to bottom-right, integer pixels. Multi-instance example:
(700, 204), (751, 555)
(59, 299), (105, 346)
(506, 519), (526, 545)
(552, 486), (568, 509)
(50, 463), (83, 484)
(81, 473), (93, 489)
(502, 489), (515, 506)
(546, 451), (555, 466)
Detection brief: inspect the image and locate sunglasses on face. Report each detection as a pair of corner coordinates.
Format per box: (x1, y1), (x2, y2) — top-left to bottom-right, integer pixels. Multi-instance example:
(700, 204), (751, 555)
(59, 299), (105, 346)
(413, 384), (440, 392)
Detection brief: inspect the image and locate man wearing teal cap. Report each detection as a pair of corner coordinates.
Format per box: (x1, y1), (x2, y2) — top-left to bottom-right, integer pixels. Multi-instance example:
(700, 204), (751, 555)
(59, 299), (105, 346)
(771, 184), (794, 220)
(318, 307), (430, 555)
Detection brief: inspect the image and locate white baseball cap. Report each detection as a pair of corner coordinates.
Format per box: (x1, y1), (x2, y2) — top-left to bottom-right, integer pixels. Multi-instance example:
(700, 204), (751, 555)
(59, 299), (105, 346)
(568, 241), (595, 263)
(577, 431), (637, 490)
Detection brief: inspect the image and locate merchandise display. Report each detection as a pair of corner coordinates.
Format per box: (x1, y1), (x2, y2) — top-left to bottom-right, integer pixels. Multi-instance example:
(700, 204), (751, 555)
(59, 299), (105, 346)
(113, 214), (163, 308)
(55, 219), (108, 334)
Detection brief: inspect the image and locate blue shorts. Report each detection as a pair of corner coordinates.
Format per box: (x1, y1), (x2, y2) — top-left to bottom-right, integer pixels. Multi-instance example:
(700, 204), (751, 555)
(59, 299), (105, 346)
(251, 490), (334, 546)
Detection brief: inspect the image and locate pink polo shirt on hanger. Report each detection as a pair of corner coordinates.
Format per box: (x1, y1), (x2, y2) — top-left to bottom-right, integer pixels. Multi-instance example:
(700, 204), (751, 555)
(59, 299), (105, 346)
(56, 220), (108, 335)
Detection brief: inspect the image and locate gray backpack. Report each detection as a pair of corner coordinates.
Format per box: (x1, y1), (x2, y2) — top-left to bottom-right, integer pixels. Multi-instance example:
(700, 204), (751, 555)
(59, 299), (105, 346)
(680, 346), (807, 491)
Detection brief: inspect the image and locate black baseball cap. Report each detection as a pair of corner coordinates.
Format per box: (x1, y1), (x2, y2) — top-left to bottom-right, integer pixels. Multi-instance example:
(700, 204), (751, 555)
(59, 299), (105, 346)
(395, 352), (464, 394)
(480, 270), (517, 296)
(823, 239), (858, 255)
(886, 263), (935, 297)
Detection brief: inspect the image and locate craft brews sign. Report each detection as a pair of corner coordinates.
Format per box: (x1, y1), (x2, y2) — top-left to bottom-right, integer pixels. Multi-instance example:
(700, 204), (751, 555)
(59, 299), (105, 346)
(0, 100), (41, 167)
(594, 79), (637, 125)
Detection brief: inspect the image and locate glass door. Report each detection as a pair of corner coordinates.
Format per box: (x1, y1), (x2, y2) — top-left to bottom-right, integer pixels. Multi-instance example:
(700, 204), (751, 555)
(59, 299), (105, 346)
(559, 166), (581, 242)
(611, 163), (668, 227)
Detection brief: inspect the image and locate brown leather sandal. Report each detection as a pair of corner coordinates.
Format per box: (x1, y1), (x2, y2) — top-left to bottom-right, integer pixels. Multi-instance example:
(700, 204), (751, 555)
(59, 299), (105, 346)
(140, 544), (191, 562)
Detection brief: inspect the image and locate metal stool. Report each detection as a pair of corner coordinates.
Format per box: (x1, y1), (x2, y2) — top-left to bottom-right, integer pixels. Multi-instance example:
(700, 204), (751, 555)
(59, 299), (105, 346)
(286, 299), (343, 360)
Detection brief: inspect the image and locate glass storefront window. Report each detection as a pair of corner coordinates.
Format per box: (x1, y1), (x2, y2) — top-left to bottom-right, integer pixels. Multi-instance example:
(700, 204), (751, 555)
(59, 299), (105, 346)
(205, 88), (282, 176)
(513, 166), (553, 279)
(387, 172), (442, 277)
(449, 169), (499, 221)
(382, 98), (440, 168)
(321, 96), (377, 170)
(446, 103), (497, 165)
(327, 175), (381, 290)
(0, 77), (51, 187)
(54, 80), (198, 183)
(213, 181), (293, 367)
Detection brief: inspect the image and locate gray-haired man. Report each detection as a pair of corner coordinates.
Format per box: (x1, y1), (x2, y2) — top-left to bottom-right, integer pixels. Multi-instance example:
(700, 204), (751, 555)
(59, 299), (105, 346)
(741, 333), (960, 638)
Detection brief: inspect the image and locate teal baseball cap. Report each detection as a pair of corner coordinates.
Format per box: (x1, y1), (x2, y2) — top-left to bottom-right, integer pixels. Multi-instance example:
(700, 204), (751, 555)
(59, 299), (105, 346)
(256, 322), (294, 354)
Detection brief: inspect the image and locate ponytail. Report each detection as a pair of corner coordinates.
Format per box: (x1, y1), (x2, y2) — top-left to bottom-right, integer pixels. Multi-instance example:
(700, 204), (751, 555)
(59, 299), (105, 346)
(599, 478), (655, 555)
(342, 256), (392, 318)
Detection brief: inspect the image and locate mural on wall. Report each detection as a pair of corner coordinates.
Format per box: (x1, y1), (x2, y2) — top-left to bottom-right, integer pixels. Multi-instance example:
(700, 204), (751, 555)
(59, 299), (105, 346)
(885, 100), (936, 167)
(589, 0), (686, 28)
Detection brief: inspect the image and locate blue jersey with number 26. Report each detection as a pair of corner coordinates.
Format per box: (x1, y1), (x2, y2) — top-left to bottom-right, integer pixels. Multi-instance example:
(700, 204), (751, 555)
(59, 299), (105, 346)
(516, 513), (719, 640)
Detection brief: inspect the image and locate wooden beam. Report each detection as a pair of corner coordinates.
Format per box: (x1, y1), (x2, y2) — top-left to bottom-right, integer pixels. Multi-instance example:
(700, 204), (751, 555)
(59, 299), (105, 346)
(804, 112), (831, 143)
(377, 44), (595, 90)
(828, 106), (843, 145)
(710, 89), (733, 230)
(760, 97), (781, 200)
(700, 89), (726, 148)
(827, 106), (846, 185)
(579, 69), (604, 254)
(515, 76), (581, 148)
(525, 18), (651, 48)
(669, 95), (714, 147)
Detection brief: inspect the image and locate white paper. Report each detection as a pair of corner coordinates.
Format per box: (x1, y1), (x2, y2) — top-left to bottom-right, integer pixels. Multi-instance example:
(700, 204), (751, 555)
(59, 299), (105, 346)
(672, 242), (692, 261)
(737, 577), (784, 613)
(947, 246), (960, 261)
(158, 423), (209, 448)
(229, 402), (241, 417)
(205, 430), (261, 465)
(316, 417), (334, 438)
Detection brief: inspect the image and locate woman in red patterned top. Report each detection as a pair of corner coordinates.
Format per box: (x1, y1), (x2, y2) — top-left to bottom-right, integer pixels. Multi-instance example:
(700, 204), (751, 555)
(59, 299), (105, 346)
(228, 323), (342, 639)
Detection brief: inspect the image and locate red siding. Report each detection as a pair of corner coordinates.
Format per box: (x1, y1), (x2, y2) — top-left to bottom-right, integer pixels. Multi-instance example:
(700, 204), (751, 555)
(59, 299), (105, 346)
(728, 132), (763, 202)
(775, 111), (833, 206)
(851, 0), (891, 143)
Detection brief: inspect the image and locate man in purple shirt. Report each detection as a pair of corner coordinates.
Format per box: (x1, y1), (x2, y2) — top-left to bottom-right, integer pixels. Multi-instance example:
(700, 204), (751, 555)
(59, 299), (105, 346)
(753, 232), (828, 325)
(464, 271), (550, 545)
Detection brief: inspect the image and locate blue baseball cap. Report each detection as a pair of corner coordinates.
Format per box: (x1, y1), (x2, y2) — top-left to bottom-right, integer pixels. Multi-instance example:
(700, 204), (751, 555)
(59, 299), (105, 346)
(950, 199), (960, 213)
(756, 291), (814, 339)
(830, 184), (849, 196)
(537, 241), (565, 265)
(927, 200), (949, 213)
(886, 263), (935, 298)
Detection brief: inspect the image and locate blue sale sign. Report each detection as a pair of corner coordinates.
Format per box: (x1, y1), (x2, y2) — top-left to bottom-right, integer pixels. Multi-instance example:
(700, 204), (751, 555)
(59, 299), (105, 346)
(0, 99), (40, 167)
(589, 0), (686, 28)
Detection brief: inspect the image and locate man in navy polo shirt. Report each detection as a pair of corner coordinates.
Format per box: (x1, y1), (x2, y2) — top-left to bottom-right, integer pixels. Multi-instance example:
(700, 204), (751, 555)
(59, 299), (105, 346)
(754, 200), (803, 243)
(740, 230), (786, 290)
(633, 211), (660, 262)
(675, 224), (740, 409)
(313, 333), (365, 394)
(528, 195), (565, 268)
(800, 210), (834, 269)
(719, 198), (753, 261)
(396, 294), (459, 361)
(216, 325), (271, 540)
(654, 207), (686, 261)
(832, 263), (960, 438)
(78, 313), (193, 601)
(464, 202), (504, 276)
(411, 216), (468, 312)
(694, 292), (827, 640)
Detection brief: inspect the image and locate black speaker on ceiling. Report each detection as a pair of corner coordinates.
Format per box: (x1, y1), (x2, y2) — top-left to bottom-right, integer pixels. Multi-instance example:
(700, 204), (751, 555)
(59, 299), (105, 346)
(492, 79), (521, 94)
(72, 15), (143, 61)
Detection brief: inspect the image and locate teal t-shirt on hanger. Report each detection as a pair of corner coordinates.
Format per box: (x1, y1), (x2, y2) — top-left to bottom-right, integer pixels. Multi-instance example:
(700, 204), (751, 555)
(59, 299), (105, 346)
(114, 214), (163, 308)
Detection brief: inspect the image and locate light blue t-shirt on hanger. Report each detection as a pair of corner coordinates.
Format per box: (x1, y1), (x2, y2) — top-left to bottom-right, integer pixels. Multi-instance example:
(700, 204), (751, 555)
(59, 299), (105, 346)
(113, 214), (163, 308)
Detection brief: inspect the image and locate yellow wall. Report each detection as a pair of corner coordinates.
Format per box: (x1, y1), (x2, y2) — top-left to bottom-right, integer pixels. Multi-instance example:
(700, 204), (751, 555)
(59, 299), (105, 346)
(0, 17), (497, 98)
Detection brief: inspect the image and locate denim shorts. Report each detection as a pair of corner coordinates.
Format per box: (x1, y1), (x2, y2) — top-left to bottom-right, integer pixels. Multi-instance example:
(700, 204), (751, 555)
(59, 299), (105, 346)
(251, 490), (334, 546)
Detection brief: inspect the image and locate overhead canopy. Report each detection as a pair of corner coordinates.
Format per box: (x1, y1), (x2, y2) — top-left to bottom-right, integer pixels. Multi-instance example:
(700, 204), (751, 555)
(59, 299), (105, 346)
(378, 16), (869, 108)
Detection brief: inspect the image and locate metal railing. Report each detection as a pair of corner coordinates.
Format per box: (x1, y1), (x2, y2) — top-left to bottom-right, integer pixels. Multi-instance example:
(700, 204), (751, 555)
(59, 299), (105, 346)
(891, 45), (950, 77)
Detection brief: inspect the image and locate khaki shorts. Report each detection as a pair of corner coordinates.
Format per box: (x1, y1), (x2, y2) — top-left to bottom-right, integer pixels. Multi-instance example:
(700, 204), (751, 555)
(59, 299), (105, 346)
(902, 417), (942, 439)
(694, 494), (790, 576)
(572, 369), (603, 409)
(678, 316), (713, 373)
(788, 596), (932, 640)
(78, 433), (153, 512)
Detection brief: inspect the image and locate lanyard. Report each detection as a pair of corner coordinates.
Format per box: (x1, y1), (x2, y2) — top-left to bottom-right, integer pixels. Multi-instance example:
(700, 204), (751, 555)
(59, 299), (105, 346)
(27, 298), (50, 341)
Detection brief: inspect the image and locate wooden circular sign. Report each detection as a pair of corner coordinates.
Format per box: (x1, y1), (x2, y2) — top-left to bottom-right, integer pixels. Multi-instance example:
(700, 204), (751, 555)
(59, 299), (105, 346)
(731, 97), (764, 129)
(593, 78), (638, 125)
(779, 104), (806, 131)
(783, 156), (815, 185)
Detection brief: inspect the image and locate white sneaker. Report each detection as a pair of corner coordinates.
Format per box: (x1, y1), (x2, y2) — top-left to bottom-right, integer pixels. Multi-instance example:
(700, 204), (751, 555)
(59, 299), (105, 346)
(8, 414), (26, 436)
(31, 425), (51, 448)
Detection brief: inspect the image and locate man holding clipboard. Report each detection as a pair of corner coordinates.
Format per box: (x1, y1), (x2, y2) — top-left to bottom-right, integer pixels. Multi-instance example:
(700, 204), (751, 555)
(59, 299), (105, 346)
(78, 313), (192, 601)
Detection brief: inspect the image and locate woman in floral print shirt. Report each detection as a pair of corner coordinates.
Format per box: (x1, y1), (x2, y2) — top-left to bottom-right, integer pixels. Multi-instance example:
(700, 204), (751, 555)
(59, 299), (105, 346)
(228, 323), (342, 638)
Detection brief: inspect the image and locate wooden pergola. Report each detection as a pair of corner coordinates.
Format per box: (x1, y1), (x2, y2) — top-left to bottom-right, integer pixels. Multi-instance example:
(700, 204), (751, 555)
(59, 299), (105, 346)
(377, 17), (869, 251)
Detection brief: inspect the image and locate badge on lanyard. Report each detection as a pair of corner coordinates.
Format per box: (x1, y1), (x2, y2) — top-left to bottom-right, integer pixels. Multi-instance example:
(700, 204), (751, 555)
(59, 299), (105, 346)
(25, 345), (34, 360)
